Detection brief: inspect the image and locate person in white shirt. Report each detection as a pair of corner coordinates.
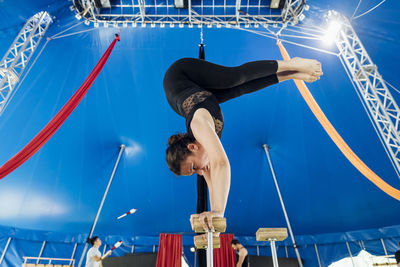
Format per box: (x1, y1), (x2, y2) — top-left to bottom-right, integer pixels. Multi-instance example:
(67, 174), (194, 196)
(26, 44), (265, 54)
(85, 236), (112, 267)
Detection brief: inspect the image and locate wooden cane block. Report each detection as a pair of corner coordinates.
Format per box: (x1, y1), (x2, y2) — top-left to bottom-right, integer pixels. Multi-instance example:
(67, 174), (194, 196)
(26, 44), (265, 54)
(192, 216), (226, 233)
(256, 228), (288, 241)
(194, 235), (220, 249)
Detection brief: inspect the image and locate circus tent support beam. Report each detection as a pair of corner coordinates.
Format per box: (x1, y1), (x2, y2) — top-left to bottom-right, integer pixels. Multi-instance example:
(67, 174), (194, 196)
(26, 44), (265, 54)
(331, 10), (400, 178)
(0, 11), (52, 117)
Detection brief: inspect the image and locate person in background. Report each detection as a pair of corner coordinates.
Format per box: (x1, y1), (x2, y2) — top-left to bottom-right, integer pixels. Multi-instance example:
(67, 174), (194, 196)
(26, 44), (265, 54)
(231, 239), (249, 267)
(395, 241), (400, 267)
(85, 236), (112, 267)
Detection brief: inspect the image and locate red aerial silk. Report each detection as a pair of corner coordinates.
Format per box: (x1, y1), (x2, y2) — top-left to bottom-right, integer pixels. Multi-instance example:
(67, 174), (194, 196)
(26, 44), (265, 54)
(0, 35), (120, 180)
(156, 234), (182, 267)
(214, 234), (236, 267)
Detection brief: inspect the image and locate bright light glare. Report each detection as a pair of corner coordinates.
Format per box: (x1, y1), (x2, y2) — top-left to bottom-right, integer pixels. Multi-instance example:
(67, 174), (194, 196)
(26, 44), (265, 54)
(322, 20), (342, 44)
(120, 137), (142, 158)
(0, 189), (67, 219)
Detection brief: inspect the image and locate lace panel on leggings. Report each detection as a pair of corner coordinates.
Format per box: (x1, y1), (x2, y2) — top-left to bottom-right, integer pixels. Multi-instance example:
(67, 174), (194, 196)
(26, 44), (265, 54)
(182, 91), (212, 116)
(182, 91), (224, 136)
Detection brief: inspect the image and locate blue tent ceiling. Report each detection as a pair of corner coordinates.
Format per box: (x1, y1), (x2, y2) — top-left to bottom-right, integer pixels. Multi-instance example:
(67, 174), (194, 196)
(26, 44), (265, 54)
(0, 0), (399, 240)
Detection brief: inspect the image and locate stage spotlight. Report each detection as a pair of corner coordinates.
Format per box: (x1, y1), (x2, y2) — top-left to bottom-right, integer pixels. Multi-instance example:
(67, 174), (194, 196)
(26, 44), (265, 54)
(270, 0), (284, 9)
(94, 0), (112, 8)
(174, 0), (188, 9)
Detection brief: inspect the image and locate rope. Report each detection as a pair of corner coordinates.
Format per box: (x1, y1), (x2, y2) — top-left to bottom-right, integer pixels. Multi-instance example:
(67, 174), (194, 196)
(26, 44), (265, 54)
(384, 80), (400, 95)
(50, 21), (85, 39)
(351, 0), (363, 19)
(353, 0), (386, 20)
(234, 27), (338, 56)
(52, 28), (99, 40)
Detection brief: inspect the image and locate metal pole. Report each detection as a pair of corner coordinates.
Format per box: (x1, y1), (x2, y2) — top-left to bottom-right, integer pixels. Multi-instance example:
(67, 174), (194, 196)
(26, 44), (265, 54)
(263, 144), (303, 267)
(314, 244), (322, 267)
(77, 144), (126, 267)
(70, 243), (78, 266)
(346, 242), (355, 267)
(270, 239), (279, 267)
(194, 248), (197, 267)
(359, 240), (365, 250)
(380, 238), (388, 256)
(206, 230), (214, 267)
(257, 245), (260, 256)
(36, 241), (46, 264)
(188, 0), (192, 23)
(284, 246), (288, 258)
(131, 245), (135, 254)
(0, 237), (11, 265)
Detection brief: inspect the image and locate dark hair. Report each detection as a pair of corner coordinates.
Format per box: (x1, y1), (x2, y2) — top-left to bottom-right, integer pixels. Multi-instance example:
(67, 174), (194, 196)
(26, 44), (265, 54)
(166, 133), (196, 175)
(398, 241), (400, 247)
(231, 239), (240, 245)
(88, 236), (99, 246)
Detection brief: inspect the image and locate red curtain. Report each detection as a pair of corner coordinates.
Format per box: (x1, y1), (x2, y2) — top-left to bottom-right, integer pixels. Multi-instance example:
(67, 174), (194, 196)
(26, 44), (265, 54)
(214, 234), (236, 267)
(0, 35), (120, 180)
(156, 234), (182, 267)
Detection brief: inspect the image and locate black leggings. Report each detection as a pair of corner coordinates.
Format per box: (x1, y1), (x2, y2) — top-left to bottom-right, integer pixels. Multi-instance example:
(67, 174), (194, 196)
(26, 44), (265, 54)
(163, 58), (279, 111)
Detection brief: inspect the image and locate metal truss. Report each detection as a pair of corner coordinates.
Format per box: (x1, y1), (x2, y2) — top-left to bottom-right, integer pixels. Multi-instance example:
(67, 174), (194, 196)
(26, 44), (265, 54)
(330, 10), (400, 177)
(72, 0), (306, 26)
(0, 11), (52, 116)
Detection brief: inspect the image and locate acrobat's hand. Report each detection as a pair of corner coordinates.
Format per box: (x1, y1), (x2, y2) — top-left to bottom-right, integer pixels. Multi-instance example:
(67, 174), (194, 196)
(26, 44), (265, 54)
(198, 211), (223, 231)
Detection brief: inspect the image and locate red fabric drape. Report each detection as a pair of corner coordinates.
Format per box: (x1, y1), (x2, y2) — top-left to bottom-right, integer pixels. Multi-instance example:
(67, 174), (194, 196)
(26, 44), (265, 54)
(156, 234), (182, 267)
(0, 35), (120, 180)
(214, 234), (236, 267)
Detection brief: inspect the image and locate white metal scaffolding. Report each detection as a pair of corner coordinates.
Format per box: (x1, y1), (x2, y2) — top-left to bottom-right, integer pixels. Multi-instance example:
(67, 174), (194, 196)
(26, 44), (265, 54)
(72, 0), (306, 26)
(0, 11), (52, 116)
(331, 10), (400, 178)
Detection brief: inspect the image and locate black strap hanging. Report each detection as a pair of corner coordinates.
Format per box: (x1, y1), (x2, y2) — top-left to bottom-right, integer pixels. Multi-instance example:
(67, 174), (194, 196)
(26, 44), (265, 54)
(196, 26), (208, 267)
